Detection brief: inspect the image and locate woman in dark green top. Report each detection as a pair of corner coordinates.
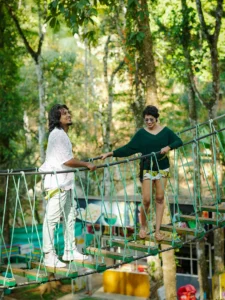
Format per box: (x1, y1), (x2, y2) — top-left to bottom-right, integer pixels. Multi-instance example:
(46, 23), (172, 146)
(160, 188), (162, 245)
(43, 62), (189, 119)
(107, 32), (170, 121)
(101, 105), (182, 241)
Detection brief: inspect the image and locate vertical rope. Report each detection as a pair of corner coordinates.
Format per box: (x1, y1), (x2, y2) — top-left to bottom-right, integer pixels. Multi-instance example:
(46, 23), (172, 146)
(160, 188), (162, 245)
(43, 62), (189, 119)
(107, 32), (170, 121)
(209, 120), (221, 224)
(20, 172), (47, 278)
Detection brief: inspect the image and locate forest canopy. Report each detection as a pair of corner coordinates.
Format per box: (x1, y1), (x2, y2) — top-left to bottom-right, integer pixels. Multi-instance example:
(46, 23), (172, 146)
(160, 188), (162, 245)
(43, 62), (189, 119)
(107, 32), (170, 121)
(0, 0), (224, 169)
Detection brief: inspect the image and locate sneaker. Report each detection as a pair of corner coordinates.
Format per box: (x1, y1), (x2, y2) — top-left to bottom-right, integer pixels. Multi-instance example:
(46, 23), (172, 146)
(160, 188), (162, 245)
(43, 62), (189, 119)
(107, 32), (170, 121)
(44, 252), (66, 268)
(62, 249), (89, 261)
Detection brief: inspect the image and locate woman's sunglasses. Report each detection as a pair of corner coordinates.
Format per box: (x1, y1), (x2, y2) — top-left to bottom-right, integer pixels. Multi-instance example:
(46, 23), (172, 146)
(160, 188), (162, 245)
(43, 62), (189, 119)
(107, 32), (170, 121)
(144, 117), (155, 123)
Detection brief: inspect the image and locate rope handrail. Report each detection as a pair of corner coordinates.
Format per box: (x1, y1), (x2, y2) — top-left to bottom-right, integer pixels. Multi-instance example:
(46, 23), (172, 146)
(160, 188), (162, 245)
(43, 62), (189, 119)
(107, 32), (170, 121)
(176, 113), (225, 135)
(1, 114), (225, 174)
(0, 125), (225, 176)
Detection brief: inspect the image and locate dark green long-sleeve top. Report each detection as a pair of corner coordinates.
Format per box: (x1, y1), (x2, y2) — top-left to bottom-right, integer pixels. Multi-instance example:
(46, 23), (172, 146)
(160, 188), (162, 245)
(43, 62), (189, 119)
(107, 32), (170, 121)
(113, 127), (183, 170)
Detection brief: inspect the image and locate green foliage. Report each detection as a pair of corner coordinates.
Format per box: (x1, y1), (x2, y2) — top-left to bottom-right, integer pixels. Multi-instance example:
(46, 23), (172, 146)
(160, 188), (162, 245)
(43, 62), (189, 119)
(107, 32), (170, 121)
(147, 260), (157, 280)
(127, 31), (145, 46)
(48, 0), (105, 34)
(0, 0), (225, 170)
(0, 4), (25, 169)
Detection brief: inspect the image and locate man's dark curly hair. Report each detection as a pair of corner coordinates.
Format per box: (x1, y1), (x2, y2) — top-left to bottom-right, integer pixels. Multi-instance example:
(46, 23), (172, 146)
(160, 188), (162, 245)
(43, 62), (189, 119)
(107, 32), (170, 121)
(48, 104), (69, 132)
(142, 105), (159, 120)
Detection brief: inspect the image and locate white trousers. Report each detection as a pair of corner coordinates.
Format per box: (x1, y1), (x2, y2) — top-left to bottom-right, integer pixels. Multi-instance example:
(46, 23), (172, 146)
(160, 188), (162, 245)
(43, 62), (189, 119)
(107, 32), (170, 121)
(43, 190), (77, 253)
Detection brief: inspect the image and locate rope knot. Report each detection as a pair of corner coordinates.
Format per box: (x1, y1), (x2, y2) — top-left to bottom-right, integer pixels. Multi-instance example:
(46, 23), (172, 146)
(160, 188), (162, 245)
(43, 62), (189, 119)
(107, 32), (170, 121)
(193, 138), (198, 144)
(152, 152), (156, 158)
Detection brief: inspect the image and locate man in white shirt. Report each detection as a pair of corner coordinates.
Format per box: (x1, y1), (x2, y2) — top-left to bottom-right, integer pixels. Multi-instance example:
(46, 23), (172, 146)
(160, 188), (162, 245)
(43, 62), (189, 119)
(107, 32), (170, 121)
(39, 104), (96, 268)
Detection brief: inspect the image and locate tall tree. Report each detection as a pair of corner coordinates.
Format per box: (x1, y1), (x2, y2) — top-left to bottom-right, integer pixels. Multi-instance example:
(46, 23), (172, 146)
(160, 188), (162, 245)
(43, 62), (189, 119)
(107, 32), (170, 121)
(0, 2), (24, 243)
(195, 0), (223, 119)
(180, 0), (198, 124)
(195, 2), (223, 298)
(180, 1), (210, 298)
(101, 33), (125, 195)
(2, 0), (47, 163)
(125, 2), (177, 298)
(134, 0), (158, 106)
(48, 0), (158, 111)
(125, 0), (158, 109)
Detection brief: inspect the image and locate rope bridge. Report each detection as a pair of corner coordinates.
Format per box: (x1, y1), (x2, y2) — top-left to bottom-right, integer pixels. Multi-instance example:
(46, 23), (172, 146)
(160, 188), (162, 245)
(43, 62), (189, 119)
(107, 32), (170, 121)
(0, 116), (225, 291)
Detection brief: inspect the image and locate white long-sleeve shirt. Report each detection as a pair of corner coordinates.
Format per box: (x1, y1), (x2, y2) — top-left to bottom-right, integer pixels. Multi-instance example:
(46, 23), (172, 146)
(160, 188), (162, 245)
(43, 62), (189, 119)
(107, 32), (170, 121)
(39, 128), (74, 190)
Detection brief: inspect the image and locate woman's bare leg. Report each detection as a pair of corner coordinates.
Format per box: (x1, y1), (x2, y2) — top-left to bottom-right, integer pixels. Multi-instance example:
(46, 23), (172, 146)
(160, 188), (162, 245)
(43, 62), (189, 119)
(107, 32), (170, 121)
(139, 179), (154, 238)
(155, 178), (167, 237)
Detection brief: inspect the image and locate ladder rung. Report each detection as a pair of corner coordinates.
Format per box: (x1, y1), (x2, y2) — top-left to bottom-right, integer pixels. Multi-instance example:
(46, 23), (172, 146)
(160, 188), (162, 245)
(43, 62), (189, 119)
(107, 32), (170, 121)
(72, 260), (106, 272)
(110, 240), (158, 255)
(144, 236), (175, 245)
(1, 266), (25, 277)
(25, 269), (49, 282)
(179, 214), (225, 225)
(30, 262), (78, 278)
(0, 276), (16, 287)
(200, 205), (225, 213)
(160, 224), (196, 235)
(134, 235), (182, 246)
(1, 265), (48, 282)
(85, 247), (134, 263)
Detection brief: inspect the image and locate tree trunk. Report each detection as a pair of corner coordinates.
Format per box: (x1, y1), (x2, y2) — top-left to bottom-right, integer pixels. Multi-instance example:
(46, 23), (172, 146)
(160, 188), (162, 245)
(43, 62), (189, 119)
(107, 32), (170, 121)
(210, 108), (224, 300)
(193, 125), (208, 299)
(35, 58), (46, 163)
(180, 1), (224, 297)
(23, 111), (32, 149)
(147, 254), (163, 299)
(115, 5), (145, 129)
(147, 200), (177, 299)
(195, 0), (223, 116)
(213, 227), (224, 300)
(131, 58), (146, 129)
(136, 0), (158, 106)
(161, 246), (177, 299)
(5, 1), (47, 164)
(0, 4), (17, 246)
(120, 0), (158, 122)
(187, 84), (197, 124)
(197, 240), (209, 300)
(102, 35), (125, 196)
(161, 202), (177, 300)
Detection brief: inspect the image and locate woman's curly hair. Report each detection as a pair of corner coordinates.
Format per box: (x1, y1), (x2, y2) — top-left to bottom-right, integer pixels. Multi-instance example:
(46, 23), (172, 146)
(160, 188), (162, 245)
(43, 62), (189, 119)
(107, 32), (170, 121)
(142, 105), (159, 120)
(48, 104), (69, 132)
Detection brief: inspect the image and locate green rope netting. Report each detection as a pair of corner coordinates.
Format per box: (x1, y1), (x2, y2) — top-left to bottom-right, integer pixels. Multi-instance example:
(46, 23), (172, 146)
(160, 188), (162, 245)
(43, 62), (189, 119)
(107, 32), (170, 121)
(0, 116), (225, 289)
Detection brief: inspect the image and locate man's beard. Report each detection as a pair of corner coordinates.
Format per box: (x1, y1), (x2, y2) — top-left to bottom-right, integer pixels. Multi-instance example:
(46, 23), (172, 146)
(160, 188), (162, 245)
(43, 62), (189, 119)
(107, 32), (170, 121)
(68, 122), (73, 126)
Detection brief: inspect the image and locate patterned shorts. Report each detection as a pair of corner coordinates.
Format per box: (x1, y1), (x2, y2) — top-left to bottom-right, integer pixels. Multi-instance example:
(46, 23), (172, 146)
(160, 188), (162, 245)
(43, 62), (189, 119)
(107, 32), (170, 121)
(143, 168), (170, 180)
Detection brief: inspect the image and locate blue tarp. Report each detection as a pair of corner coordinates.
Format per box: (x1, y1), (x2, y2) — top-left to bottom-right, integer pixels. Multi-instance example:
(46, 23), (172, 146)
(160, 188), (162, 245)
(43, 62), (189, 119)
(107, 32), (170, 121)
(9, 222), (92, 256)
